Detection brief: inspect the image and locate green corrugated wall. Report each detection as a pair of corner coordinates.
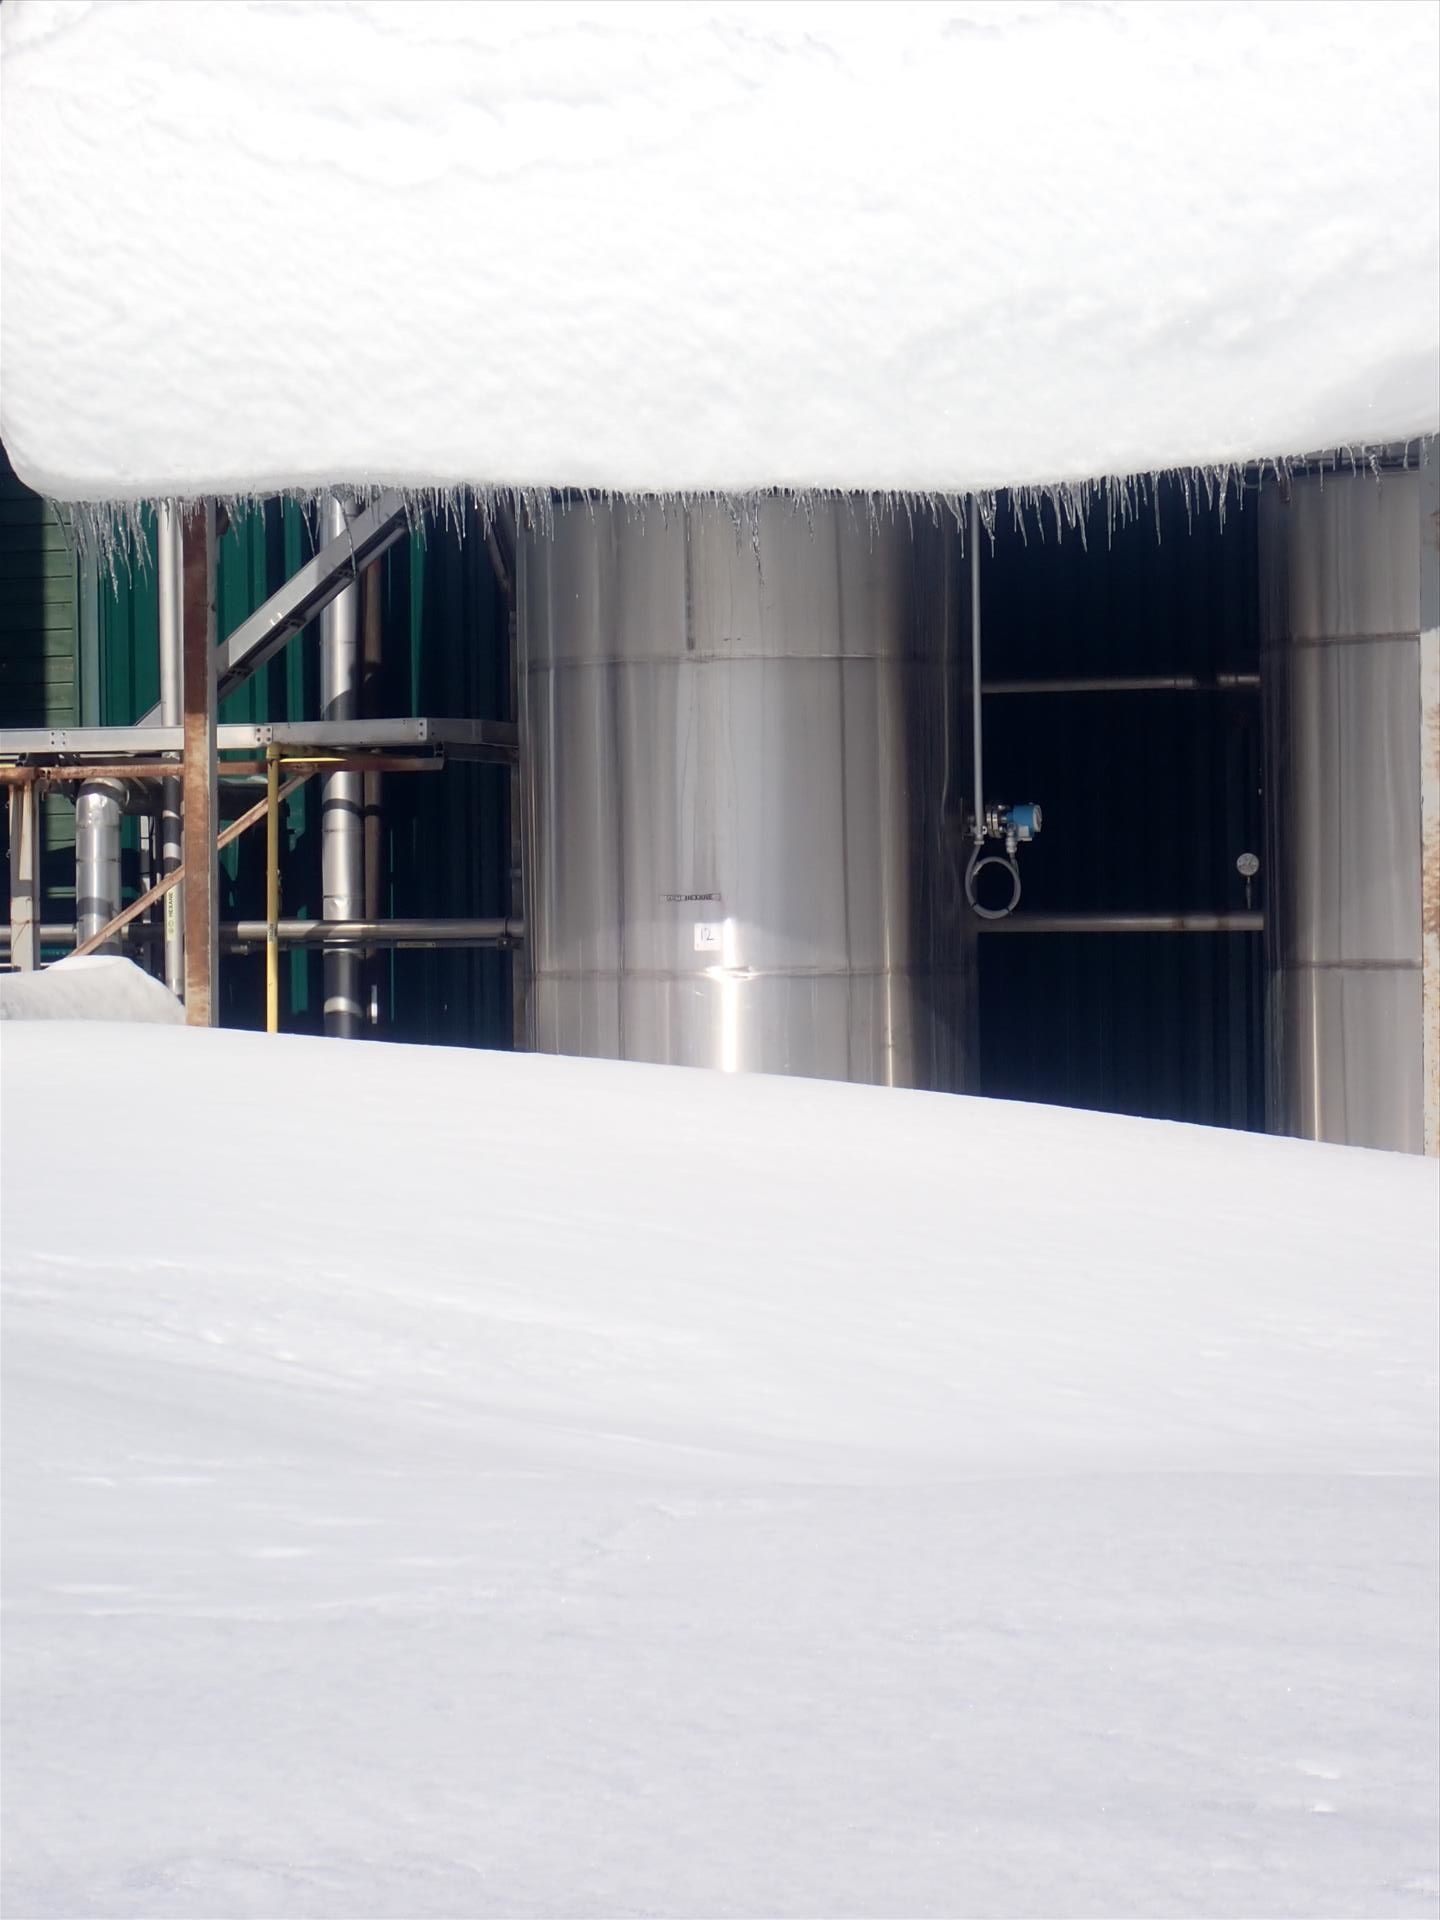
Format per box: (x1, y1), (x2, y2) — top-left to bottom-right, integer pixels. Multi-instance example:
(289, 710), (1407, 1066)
(0, 445), (81, 926)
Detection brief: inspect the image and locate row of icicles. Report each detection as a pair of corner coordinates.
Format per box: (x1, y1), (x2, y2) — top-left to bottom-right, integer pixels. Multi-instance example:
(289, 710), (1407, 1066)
(64, 439), (1429, 585)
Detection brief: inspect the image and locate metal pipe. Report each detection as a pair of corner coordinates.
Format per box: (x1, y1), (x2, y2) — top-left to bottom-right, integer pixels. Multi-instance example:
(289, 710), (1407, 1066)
(980, 672), (1261, 695)
(72, 772), (310, 961)
(7, 918), (521, 958)
(319, 494), (364, 1038)
(2, 924), (158, 956)
(976, 911), (1264, 934)
(156, 500), (185, 995)
(75, 778), (127, 951)
(360, 560), (385, 1030)
(226, 917), (524, 950)
(970, 497), (984, 846)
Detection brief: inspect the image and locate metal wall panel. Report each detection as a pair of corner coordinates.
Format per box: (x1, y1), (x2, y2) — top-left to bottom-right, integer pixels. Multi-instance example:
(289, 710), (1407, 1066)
(975, 481), (1266, 1130)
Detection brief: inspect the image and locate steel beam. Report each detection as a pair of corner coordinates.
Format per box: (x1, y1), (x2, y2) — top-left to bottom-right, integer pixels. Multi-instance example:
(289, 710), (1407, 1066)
(1, 718), (517, 757)
(129, 490), (410, 725)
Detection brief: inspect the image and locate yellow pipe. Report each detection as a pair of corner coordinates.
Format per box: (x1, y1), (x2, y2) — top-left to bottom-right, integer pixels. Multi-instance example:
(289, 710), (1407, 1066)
(265, 743), (280, 1033)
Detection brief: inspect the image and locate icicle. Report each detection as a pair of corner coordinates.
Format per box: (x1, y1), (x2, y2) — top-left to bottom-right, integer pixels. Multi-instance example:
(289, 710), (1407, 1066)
(47, 439), (1420, 587)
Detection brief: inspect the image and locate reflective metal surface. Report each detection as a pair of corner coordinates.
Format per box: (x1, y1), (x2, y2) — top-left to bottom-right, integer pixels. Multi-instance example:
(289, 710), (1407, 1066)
(1261, 472), (1425, 1152)
(74, 777), (126, 953)
(319, 494), (364, 1038)
(519, 500), (971, 1087)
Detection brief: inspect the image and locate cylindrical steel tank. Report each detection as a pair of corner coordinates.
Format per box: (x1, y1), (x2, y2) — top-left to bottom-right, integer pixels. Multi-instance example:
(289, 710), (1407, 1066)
(1260, 468), (1427, 1153)
(519, 499), (972, 1088)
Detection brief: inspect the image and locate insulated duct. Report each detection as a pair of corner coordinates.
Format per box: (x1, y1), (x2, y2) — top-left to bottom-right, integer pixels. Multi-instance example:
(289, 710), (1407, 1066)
(519, 500), (971, 1087)
(74, 778), (127, 953)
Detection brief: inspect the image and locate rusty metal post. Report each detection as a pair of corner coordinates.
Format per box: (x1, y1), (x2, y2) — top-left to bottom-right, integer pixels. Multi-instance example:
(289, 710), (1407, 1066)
(181, 502), (218, 1025)
(265, 743), (281, 1034)
(7, 778), (40, 971)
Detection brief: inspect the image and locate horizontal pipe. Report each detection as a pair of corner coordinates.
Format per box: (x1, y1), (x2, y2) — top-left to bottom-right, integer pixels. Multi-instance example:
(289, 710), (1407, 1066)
(1, 924), (152, 953)
(226, 917), (525, 949)
(980, 673), (1260, 695)
(977, 910), (1263, 934)
(18, 912), (1254, 951)
(4, 918), (523, 958)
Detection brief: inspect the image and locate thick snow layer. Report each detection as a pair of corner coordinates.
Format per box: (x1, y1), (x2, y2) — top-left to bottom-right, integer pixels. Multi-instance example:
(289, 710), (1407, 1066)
(2, 1025), (1437, 1918)
(1, 1), (1437, 503)
(0, 954), (184, 1024)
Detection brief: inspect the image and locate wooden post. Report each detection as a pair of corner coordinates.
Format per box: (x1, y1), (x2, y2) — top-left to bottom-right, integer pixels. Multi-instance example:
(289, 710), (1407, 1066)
(181, 502), (218, 1025)
(7, 778), (41, 972)
(265, 744), (281, 1034)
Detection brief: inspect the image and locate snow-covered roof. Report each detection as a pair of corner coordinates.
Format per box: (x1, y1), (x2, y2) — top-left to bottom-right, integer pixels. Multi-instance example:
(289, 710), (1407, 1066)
(2, 0), (1437, 503)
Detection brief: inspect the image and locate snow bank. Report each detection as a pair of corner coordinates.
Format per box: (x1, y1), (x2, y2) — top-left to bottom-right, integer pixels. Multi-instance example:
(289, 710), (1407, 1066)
(2, 1023), (1436, 1917)
(1, 2), (1436, 504)
(0, 955), (184, 1024)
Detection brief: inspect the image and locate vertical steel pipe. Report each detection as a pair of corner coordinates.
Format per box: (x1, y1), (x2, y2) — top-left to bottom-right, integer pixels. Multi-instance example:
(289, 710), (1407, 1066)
(319, 494), (363, 1037)
(970, 496), (984, 844)
(75, 777), (126, 952)
(360, 559), (385, 1030)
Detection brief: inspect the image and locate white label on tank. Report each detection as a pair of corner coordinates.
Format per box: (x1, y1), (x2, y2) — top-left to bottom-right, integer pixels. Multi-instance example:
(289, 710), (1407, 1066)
(694, 921), (723, 953)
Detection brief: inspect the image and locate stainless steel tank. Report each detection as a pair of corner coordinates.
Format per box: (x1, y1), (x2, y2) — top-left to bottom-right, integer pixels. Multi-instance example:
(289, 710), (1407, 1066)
(1260, 467), (1427, 1153)
(518, 498), (971, 1088)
